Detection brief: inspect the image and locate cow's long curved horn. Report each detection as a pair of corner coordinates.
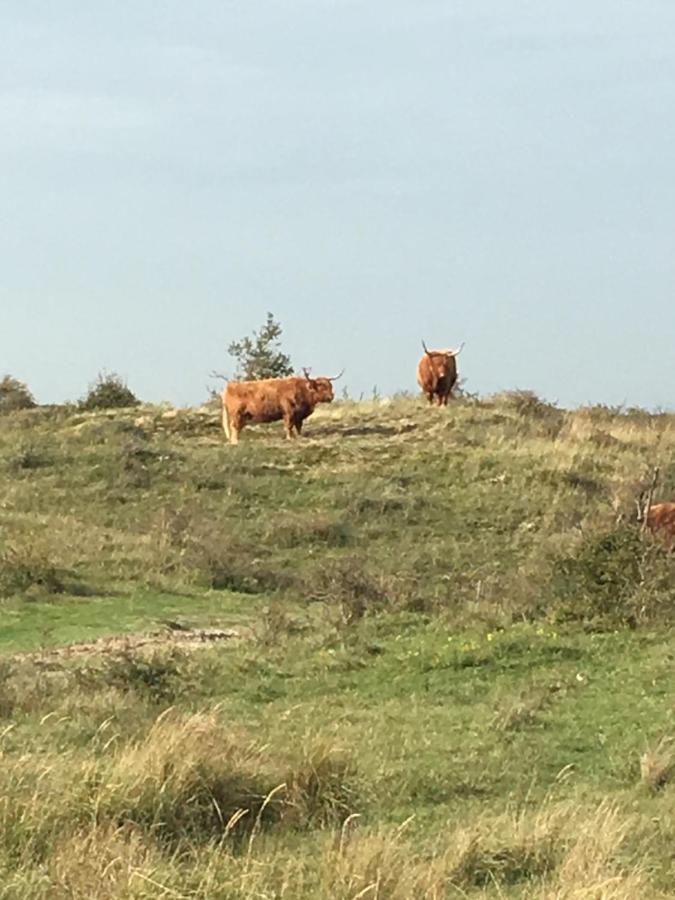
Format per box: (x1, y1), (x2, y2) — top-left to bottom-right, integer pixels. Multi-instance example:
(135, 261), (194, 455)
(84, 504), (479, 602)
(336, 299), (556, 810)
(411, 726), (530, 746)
(445, 342), (465, 357)
(302, 367), (312, 379)
(421, 339), (431, 355)
(328, 369), (345, 381)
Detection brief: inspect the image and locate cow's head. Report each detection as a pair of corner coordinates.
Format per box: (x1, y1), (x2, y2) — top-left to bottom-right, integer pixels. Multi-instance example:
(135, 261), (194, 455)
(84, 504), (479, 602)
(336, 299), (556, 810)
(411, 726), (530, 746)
(422, 340), (464, 378)
(302, 368), (344, 403)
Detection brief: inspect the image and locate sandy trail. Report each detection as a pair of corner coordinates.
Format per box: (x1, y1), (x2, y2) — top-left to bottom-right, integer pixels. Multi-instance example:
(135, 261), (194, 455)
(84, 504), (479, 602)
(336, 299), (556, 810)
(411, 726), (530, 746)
(8, 624), (247, 664)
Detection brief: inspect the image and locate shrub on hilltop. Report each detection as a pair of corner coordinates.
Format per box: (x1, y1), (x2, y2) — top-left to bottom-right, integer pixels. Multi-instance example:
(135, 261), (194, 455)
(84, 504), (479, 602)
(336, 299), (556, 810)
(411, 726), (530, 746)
(0, 375), (36, 413)
(79, 371), (140, 410)
(491, 389), (558, 418)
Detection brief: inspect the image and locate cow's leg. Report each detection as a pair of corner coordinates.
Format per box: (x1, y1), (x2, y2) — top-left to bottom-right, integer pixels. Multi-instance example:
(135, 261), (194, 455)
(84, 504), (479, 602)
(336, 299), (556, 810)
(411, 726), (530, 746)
(426, 392), (434, 404)
(294, 416), (304, 435)
(230, 415), (243, 444)
(222, 404), (231, 440)
(227, 410), (243, 445)
(282, 412), (296, 440)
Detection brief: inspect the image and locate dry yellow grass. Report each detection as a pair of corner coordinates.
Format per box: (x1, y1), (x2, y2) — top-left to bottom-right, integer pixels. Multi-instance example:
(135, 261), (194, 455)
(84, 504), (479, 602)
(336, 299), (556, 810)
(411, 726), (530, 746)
(40, 800), (662, 899)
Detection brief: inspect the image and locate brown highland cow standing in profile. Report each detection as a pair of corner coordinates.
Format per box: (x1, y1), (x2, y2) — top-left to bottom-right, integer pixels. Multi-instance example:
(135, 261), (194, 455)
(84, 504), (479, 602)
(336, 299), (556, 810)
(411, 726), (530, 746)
(222, 370), (342, 444)
(417, 340), (464, 406)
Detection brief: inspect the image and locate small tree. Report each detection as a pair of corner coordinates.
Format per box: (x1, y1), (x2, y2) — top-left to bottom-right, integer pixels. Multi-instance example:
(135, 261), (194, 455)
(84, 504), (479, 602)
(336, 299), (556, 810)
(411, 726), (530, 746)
(0, 375), (36, 413)
(79, 371), (140, 410)
(227, 313), (293, 381)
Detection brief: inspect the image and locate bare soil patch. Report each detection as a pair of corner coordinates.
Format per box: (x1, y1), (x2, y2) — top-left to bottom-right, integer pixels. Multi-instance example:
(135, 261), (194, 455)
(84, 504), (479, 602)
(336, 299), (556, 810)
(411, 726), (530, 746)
(11, 624), (247, 664)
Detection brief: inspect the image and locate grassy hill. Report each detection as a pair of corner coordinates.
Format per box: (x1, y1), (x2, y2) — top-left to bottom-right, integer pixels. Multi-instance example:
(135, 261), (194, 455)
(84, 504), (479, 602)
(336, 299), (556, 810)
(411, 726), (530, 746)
(1, 394), (674, 898)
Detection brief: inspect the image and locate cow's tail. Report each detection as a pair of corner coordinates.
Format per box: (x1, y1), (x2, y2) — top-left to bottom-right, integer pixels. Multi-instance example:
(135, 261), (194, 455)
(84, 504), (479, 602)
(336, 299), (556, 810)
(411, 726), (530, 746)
(222, 394), (231, 441)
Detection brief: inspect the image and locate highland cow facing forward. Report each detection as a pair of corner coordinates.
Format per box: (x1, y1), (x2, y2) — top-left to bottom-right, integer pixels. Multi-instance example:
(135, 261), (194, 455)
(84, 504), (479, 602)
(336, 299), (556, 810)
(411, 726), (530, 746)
(417, 340), (464, 406)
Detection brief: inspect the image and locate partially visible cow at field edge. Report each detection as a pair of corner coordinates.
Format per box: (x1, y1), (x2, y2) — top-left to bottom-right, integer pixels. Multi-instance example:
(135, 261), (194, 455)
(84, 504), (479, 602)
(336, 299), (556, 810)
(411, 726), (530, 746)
(638, 501), (675, 552)
(416, 340), (464, 406)
(222, 370), (343, 444)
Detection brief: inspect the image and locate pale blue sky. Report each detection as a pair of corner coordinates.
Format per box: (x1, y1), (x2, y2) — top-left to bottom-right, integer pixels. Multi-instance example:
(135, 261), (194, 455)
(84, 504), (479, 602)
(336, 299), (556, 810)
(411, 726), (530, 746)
(2, 1), (674, 408)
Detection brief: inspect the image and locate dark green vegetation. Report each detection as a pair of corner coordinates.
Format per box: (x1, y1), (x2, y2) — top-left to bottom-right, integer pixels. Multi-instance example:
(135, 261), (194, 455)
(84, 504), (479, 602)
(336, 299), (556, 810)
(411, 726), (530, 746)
(0, 375), (36, 413)
(225, 311), (294, 381)
(1, 395), (674, 897)
(78, 371), (141, 410)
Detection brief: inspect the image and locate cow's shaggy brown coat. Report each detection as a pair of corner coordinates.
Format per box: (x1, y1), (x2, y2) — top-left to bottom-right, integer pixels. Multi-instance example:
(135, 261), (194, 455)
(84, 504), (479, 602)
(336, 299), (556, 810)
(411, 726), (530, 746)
(417, 341), (463, 406)
(643, 502), (675, 552)
(222, 376), (335, 444)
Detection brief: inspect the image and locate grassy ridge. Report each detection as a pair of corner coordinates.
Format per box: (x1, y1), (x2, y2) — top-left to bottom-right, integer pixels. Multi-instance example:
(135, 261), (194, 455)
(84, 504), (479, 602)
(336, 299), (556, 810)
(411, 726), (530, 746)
(1, 395), (674, 897)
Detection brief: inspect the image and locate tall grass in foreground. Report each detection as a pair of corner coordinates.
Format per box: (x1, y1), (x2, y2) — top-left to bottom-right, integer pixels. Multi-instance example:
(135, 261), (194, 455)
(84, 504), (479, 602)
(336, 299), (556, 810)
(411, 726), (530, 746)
(0, 664), (667, 897)
(0, 786), (660, 898)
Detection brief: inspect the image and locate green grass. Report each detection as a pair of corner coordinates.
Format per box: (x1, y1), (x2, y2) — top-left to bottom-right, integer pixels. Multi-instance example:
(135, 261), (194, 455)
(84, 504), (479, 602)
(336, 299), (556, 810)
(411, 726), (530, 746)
(189, 619), (675, 810)
(0, 396), (674, 897)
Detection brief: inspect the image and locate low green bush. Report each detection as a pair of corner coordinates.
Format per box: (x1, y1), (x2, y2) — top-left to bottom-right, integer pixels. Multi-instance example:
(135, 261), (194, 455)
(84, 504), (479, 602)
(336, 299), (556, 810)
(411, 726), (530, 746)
(79, 372), (140, 410)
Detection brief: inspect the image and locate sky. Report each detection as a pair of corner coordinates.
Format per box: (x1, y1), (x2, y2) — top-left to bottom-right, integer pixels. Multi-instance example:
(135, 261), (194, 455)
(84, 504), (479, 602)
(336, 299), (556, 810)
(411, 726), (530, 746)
(2, 1), (674, 409)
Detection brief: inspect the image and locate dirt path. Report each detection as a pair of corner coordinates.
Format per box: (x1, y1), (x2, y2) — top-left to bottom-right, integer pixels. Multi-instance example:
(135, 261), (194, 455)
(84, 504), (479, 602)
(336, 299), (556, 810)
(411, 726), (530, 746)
(10, 624), (248, 664)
